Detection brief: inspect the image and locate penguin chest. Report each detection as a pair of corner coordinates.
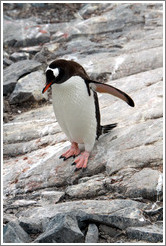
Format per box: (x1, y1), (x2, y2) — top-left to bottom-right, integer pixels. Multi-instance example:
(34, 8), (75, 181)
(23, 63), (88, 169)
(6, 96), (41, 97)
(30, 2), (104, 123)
(52, 76), (97, 143)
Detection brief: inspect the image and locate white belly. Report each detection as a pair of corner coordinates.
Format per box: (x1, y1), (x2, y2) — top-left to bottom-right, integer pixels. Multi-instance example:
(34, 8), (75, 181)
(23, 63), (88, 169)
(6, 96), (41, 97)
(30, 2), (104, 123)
(52, 76), (97, 152)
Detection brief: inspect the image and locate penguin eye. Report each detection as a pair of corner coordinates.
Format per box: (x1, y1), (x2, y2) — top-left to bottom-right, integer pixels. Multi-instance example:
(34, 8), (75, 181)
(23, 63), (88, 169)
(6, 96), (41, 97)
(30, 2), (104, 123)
(46, 67), (59, 79)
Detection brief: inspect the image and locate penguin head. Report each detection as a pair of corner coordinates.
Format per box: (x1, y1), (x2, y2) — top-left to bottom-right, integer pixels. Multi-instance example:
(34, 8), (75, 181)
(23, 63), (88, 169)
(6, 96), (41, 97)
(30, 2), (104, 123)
(42, 59), (88, 93)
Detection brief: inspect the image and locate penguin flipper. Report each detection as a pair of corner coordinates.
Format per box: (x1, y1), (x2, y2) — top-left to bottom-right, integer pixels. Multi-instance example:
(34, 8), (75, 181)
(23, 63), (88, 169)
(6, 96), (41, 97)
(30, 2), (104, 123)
(89, 81), (135, 107)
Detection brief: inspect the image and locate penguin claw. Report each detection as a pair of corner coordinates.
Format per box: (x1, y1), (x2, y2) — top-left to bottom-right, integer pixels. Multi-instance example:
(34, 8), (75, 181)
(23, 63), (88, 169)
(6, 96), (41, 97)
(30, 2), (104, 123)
(72, 151), (90, 171)
(74, 167), (81, 172)
(82, 167), (87, 172)
(59, 155), (67, 161)
(59, 142), (80, 161)
(71, 162), (76, 166)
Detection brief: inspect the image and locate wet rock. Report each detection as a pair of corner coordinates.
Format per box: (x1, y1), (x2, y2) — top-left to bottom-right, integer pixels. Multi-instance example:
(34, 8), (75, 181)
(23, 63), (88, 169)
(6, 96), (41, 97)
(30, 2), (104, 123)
(34, 213), (84, 243)
(3, 59), (41, 95)
(9, 70), (48, 104)
(126, 223), (163, 243)
(3, 221), (32, 243)
(85, 224), (99, 243)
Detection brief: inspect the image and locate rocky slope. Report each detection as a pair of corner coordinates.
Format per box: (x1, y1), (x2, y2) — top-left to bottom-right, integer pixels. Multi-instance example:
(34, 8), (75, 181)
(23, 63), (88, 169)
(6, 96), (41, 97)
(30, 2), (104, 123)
(3, 3), (163, 243)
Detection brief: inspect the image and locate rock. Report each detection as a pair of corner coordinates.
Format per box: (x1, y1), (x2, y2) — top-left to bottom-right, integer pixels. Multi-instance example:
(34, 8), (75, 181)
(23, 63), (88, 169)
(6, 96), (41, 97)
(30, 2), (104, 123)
(13, 143), (105, 194)
(16, 199), (148, 243)
(125, 168), (163, 200)
(78, 3), (111, 18)
(20, 45), (42, 54)
(50, 3), (144, 43)
(3, 221), (32, 243)
(18, 199), (148, 230)
(99, 224), (121, 238)
(126, 224), (163, 243)
(9, 70), (48, 104)
(40, 191), (65, 204)
(78, 173), (105, 183)
(10, 52), (29, 62)
(19, 217), (43, 235)
(85, 224), (99, 243)
(107, 168), (163, 201)
(145, 9), (163, 26)
(3, 59), (41, 95)
(3, 65), (163, 196)
(3, 18), (50, 47)
(34, 213), (84, 243)
(33, 46), (56, 64)
(3, 113), (10, 123)
(11, 199), (37, 208)
(3, 214), (18, 224)
(65, 175), (110, 199)
(3, 57), (13, 67)
(74, 46), (162, 80)
(44, 42), (59, 52)
(3, 99), (10, 112)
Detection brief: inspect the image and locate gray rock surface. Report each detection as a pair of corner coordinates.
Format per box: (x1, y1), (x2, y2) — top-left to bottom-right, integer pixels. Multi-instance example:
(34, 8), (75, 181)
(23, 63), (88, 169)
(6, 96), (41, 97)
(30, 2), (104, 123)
(10, 52), (29, 62)
(126, 223), (163, 243)
(3, 2), (163, 244)
(3, 59), (41, 95)
(40, 190), (65, 204)
(34, 213), (84, 243)
(3, 17), (50, 47)
(99, 224), (121, 238)
(9, 70), (48, 104)
(3, 221), (32, 243)
(18, 199), (148, 229)
(85, 224), (99, 243)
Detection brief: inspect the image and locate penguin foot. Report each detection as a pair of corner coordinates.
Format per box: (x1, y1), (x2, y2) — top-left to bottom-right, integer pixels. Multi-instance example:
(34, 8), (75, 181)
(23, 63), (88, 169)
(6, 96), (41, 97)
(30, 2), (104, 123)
(72, 151), (90, 170)
(60, 142), (80, 160)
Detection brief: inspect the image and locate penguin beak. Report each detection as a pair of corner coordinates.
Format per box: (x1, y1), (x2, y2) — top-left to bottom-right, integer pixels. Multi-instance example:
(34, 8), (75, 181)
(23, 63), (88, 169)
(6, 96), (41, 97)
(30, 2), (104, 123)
(42, 81), (53, 94)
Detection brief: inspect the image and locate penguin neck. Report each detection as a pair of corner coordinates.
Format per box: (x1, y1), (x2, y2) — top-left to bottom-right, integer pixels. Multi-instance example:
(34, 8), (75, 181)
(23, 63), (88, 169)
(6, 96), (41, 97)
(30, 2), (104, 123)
(52, 76), (85, 96)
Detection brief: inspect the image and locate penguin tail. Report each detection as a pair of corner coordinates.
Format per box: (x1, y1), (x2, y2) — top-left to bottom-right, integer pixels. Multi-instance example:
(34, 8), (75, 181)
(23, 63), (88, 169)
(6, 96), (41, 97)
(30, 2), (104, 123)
(101, 123), (117, 135)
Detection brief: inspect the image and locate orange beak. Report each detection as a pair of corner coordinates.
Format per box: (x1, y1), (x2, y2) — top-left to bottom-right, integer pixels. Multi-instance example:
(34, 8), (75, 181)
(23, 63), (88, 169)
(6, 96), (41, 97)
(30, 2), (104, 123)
(42, 81), (53, 94)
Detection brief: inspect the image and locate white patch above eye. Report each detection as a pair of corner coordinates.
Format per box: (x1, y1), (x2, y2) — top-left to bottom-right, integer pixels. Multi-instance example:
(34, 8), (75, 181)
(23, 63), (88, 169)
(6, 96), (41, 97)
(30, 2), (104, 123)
(52, 68), (59, 78)
(46, 67), (59, 78)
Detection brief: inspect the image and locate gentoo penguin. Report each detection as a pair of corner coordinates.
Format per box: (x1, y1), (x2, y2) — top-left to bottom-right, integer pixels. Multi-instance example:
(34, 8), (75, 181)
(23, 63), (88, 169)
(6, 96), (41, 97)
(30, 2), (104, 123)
(42, 59), (134, 171)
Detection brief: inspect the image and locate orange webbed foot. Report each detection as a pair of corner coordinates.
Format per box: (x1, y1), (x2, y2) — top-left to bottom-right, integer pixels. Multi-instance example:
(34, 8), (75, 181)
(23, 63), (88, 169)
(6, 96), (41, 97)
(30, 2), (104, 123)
(72, 151), (90, 171)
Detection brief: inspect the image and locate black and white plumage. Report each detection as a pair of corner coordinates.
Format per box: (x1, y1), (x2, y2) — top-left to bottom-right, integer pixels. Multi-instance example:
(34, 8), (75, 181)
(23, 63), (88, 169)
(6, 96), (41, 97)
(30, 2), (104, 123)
(42, 59), (134, 171)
